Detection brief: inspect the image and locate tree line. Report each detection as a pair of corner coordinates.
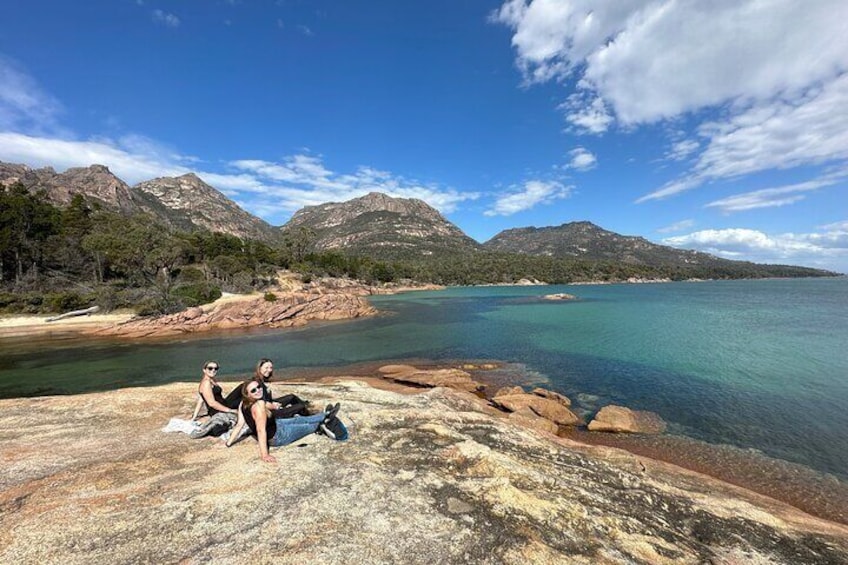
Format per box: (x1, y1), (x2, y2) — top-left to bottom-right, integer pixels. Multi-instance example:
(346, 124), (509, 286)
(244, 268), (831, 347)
(0, 182), (833, 315)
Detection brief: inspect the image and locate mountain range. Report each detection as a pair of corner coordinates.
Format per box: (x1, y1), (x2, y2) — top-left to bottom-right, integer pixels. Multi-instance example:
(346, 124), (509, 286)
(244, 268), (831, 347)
(0, 160), (836, 276)
(0, 162), (278, 243)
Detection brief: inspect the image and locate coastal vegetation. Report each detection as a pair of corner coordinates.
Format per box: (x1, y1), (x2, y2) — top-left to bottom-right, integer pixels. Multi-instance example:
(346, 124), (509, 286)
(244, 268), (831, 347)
(0, 184), (835, 315)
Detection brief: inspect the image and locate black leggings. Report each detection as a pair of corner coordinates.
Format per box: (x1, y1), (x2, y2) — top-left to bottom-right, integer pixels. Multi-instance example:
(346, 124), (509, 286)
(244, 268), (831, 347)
(271, 393), (310, 418)
(223, 386), (245, 409)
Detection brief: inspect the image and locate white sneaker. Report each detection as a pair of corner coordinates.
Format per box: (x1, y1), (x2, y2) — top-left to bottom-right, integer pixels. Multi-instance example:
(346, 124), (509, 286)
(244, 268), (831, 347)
(319, 423), (336, 440)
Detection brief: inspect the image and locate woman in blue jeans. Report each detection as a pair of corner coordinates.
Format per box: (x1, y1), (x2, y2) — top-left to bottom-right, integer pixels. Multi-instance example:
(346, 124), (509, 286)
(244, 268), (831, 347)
(227, 378), (340, 463)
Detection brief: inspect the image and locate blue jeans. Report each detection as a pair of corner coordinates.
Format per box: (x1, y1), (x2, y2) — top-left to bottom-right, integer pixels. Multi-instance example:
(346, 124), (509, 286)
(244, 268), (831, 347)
(269, 412), (326, 447)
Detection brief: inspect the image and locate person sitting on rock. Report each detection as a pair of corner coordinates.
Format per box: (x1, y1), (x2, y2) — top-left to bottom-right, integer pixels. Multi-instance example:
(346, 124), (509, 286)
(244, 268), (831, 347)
(223, 358), (310, 418)
(189, 360), (240, 438)
(226, 378), (341, 463)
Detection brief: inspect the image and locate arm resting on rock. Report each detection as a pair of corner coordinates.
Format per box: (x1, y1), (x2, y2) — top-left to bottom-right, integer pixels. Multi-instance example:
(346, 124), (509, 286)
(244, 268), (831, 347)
(226, 405), (246, 447)
(191, 394), (205, 421)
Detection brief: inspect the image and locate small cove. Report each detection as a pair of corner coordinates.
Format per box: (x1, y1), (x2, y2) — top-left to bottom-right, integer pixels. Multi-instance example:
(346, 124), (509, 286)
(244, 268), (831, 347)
(2, 278), (846, 486)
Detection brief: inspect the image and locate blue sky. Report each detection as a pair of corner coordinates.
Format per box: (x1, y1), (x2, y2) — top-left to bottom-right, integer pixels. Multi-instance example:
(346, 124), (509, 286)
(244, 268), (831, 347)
(1, 0), (847, 273)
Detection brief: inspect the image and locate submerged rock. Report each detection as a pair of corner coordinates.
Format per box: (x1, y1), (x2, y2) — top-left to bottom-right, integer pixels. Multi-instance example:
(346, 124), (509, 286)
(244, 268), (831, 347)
(1, 380), (846, 564)
(531, 387), (572, 407)
(588, 404), (668, 434)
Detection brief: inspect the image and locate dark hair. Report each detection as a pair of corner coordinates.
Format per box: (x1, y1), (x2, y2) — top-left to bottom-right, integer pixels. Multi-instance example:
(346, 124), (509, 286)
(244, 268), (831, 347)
(254, 358), (274, 380)
(202, 360), (218, 370)
(241, 379), (264, 409)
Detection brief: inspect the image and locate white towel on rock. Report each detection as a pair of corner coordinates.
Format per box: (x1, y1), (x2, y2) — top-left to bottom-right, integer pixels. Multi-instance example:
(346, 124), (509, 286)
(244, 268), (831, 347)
(162, 417), (200, 434)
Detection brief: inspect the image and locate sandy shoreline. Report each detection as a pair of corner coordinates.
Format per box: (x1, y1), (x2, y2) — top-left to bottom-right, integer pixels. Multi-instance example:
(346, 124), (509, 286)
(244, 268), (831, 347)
(0, 311), (136, 338)
(0, 291), (264, 338)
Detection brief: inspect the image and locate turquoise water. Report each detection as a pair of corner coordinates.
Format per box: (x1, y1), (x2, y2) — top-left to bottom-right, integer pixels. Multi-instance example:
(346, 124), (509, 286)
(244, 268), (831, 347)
(1, 278), (846, 479)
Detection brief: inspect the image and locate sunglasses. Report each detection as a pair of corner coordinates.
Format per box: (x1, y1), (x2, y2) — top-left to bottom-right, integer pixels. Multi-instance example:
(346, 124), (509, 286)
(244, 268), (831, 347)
(248, 386), (262, 394)
(205, 366), (219, 371)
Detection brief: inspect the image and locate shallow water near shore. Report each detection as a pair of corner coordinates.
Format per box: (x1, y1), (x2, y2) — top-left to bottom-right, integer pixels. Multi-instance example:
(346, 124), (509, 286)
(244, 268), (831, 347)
(1, 278), (846, 487)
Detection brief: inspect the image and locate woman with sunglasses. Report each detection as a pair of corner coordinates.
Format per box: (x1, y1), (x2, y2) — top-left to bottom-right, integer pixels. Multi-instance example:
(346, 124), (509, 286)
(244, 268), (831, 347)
(192, 361), (239, 420)
(224, 358), (310, 418)
(226, 378), (340, 463)
(189, 361), (240, 438)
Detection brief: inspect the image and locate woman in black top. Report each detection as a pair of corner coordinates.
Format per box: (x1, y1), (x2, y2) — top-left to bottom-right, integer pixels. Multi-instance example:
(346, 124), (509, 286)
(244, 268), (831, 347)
(223, 358), (310, 418)
(189, 360), (241, 439)
(227, 378), (338, 463)
(191, 360), (239, 419)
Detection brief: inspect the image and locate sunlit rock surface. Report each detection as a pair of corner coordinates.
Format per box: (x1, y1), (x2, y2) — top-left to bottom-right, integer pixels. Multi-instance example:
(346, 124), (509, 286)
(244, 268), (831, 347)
(87, 291), (376, 338)
(1, 378), (846, 564)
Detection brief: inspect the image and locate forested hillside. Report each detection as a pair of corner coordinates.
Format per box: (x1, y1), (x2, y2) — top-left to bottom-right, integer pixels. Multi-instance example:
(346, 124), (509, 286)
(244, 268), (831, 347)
(0, 184), (836, 315)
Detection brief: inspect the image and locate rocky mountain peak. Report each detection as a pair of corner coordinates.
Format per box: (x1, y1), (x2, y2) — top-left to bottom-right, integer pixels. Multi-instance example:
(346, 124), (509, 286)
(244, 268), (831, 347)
(283, 191), (479, 257)
(0, 161), (135, 211)
(484, 220), (724, 267)
(133, 174), (278, 242)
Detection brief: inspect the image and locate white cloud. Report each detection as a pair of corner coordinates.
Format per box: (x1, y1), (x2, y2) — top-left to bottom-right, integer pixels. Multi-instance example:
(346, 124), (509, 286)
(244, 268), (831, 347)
(485, 180), (572, 216)
(0, 131), (479, 219)
(566, 147), (596, 171)
(638, 82), (848, 203)
(637, 77), (848, 202)
(0, 58), (477, 220)
(666, 139), (699, 162)
(494, 1), (848, 199)
(495, 0), (848, 122)
(635, 176), (699, 203)
(229, 157), (479, 214)
(705, 177), (843, 214)
(0, 55), (64, 135)
(821, 220), (848, 232)
(559, 95), (613, 134)
(663, 226), (848, 272)
(152, 9), (180, 28)
(0, 132), (190, 183)
(656, 219), (694, 234)
(682, 74), (848, 185)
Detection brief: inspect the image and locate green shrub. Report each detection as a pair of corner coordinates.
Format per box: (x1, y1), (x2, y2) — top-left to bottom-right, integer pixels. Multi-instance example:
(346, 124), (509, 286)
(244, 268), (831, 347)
(0, 292), (48, 314)
(45, 291), (93, 313)
(177, 266), (206, 283)
(264, 292), (278, 302)
(171, 282), (222, 307)
(94, 287), (119, 312)
(137, 296), (184, 316)
(0, 292), (19, 311)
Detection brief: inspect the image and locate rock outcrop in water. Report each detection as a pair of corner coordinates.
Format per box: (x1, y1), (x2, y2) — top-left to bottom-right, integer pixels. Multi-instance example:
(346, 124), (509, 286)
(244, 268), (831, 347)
(2, 375), (846, 564)
(588, 405), (668, 434)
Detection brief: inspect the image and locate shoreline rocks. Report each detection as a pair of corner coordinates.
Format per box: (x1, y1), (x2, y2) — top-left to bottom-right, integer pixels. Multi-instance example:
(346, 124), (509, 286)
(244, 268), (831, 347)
(490, 388), (582, 427)
(0, 277), (443, 341)
(378, 364), (485, 394)
(88, 290), (377, 339)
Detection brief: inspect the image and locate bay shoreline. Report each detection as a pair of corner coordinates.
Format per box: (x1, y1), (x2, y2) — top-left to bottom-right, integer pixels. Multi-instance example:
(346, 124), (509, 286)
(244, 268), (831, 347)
(1, 283), (845, 528)
(289, 359), (848, 527)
